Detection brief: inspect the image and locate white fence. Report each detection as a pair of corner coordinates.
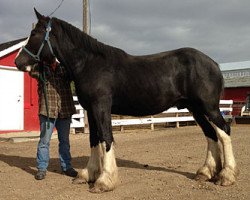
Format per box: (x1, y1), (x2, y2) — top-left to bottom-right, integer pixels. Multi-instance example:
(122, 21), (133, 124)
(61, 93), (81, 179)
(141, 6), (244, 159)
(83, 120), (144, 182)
(71, 97), (85, 128)
(71, 96), (233, 131)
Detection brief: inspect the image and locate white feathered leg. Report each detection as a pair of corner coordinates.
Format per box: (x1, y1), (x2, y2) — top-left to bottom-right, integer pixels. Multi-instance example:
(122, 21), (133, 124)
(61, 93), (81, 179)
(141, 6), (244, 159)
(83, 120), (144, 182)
(213, 125), (238, 186)
(73, 144), (102, 184)
(196, 137), (222, 181)
(90, 142), (118, 193)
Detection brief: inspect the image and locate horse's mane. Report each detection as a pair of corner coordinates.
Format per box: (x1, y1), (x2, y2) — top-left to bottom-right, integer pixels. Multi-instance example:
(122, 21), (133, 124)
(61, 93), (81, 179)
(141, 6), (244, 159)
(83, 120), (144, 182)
(52, 17), (127, 58)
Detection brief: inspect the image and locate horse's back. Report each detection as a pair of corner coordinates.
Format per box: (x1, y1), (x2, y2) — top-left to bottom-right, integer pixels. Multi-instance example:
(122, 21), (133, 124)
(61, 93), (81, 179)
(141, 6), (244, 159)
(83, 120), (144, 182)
(111, 47), (223, 116)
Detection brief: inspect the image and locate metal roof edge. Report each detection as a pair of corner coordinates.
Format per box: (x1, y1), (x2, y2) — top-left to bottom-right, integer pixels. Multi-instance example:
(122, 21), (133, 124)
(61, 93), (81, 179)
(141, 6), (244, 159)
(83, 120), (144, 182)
(220, 61), (250, 71)
(0, 41), (26, 58)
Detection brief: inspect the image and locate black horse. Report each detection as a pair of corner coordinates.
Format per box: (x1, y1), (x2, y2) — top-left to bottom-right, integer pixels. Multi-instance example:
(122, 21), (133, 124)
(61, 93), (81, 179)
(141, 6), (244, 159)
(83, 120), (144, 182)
(15, 9), (238, 192)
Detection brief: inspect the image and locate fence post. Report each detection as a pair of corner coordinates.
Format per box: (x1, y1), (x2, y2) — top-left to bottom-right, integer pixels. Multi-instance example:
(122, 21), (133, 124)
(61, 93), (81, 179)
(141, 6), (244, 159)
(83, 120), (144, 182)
(176, 113), (179, 128)
(70, 128), (76, 134)
(151, 116), (154, 131)
(84, 110), (89, 133)
(120, 115), (124, 132)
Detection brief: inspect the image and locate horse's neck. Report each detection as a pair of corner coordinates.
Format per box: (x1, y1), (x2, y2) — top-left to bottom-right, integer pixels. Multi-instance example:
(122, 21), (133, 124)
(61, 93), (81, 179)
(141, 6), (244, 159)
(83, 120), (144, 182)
(51, 20), (86, 73)
(52, 18), (126, 78)
(56, 26), (94, 57)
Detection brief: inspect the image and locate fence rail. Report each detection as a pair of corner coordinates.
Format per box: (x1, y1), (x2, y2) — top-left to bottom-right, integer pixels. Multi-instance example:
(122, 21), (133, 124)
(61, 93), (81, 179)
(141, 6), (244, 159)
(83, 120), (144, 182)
(0, 65), (19, 72)
(71, 96), (233, 131)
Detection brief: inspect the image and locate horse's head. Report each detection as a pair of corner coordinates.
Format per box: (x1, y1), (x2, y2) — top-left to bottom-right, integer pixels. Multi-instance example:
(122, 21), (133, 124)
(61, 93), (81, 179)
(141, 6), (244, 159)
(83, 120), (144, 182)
(15, 8), (56, 72)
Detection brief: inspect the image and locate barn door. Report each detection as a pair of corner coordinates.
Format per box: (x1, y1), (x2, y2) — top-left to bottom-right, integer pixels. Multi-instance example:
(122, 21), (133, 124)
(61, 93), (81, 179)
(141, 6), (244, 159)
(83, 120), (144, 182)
(0, 66), (24, 131)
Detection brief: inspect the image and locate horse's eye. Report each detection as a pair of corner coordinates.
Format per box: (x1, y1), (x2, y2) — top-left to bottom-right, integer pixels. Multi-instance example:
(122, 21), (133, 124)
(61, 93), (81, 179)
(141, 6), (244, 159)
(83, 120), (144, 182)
(31, 30), (37, 37)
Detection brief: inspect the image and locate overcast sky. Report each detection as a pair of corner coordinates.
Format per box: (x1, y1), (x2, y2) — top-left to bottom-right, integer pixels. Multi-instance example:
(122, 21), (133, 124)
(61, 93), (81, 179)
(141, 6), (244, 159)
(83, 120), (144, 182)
(0, 0), (250, 63)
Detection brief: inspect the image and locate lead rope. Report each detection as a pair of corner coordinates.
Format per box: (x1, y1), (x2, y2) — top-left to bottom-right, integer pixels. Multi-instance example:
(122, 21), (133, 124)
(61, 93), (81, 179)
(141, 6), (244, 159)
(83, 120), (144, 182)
(39, 65), (50, 129)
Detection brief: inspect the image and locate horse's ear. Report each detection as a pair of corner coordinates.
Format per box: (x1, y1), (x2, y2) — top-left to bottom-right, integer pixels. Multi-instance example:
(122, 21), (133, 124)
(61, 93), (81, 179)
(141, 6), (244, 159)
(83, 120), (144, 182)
(34, 8), (44, 20)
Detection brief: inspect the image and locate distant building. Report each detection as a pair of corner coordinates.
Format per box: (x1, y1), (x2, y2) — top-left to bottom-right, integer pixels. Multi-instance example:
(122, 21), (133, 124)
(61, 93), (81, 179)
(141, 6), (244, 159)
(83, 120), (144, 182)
(220, 61), (250, 116)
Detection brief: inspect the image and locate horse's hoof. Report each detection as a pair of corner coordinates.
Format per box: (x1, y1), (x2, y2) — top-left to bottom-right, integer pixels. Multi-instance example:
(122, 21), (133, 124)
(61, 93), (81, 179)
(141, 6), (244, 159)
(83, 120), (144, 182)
(88, 179), (114, 193)
(215, 176), (235, 186)
(215, 167), (238, 186)
(195, 167), (212, 182)
(195, 173), (210, 182)
(72, 177), (87, 184)
(89, 186), (105, 193)
(89, 185), (112, 193)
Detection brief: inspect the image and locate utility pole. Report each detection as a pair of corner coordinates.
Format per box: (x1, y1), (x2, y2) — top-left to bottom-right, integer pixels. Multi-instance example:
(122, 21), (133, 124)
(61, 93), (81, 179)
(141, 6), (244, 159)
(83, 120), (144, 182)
(83, 0), (90, 133)
(83, 0), (89, 34)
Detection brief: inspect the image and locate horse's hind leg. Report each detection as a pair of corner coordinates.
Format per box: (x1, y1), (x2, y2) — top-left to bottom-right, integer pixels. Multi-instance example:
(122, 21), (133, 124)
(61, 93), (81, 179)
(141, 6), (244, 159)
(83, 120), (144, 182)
(203, 108), (238, 186)
(191, 111), (222, 182)
(207, 109), (238, 186)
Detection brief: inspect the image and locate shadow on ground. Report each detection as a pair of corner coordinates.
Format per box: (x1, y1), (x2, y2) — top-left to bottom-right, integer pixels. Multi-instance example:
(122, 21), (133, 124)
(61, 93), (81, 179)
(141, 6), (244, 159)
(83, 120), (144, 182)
(0, 153), (195, 180)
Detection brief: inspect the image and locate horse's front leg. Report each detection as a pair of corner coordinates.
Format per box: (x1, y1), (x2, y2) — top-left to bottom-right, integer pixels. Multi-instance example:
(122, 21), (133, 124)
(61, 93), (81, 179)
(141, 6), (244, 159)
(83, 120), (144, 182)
(74, 145), (103, 184)
(89, 101), (118, 193)
(73, 111), (103, 184)
(91, 141), (118, 193)
(77, 141), (118, 190)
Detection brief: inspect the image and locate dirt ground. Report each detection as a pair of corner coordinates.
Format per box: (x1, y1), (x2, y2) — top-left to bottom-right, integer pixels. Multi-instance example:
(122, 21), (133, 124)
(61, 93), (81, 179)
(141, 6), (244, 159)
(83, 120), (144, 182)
(0, 125), (249, 200)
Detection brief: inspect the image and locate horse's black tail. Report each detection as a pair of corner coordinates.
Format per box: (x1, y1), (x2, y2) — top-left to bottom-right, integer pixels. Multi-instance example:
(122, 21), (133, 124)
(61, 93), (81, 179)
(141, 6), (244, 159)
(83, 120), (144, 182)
(214, 61), (225, 99)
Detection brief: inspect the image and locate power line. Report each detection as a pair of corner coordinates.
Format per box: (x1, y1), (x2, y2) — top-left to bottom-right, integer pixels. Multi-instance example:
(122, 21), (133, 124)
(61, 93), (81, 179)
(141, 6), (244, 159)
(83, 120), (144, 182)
(48, 0), (65, 17)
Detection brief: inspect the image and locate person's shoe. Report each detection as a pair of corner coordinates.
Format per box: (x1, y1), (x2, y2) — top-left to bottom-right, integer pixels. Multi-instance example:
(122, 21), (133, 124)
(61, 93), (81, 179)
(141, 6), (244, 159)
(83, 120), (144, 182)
(63, 168), (78, 177)
(35, 170), (46, 180)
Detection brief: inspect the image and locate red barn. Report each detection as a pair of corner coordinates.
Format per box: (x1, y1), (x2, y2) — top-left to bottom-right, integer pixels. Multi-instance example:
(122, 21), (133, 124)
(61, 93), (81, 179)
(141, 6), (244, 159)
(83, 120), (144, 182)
(0, 39), (39, 133)
(220, 61), (250, 116)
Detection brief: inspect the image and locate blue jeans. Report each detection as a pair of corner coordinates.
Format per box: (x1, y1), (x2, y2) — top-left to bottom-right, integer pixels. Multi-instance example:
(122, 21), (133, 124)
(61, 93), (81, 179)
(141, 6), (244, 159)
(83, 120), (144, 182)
(37, 115), (72, 172)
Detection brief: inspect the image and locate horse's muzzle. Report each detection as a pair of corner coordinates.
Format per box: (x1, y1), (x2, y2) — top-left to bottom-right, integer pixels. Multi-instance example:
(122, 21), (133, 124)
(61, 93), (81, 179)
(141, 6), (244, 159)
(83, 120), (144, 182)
(15, 60), (31, 72)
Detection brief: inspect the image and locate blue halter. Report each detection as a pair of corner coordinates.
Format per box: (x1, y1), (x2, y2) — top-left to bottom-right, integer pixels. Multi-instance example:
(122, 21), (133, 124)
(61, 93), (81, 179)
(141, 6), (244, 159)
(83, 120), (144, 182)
(22, 20), (55, 62)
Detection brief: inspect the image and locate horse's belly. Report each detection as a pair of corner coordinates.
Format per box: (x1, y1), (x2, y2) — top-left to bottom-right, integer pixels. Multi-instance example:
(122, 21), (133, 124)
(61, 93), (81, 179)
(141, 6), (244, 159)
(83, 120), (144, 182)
(111, 97), (171, 116)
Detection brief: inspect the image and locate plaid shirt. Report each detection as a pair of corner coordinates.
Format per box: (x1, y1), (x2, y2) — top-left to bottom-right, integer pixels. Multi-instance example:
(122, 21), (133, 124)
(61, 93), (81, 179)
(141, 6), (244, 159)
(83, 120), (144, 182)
(29, 63), (76, 119)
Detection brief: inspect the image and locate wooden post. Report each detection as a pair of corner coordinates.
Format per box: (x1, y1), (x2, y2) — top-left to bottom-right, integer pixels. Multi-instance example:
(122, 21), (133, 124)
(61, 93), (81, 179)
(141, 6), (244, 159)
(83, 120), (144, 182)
(176, 113), (179, 128)
(70, 128), (76, 134)
(83, 0), (90, 133)
(151, 116), (154, 131)
(83, 0), (89, 34)
(120, 115), (124, 132)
